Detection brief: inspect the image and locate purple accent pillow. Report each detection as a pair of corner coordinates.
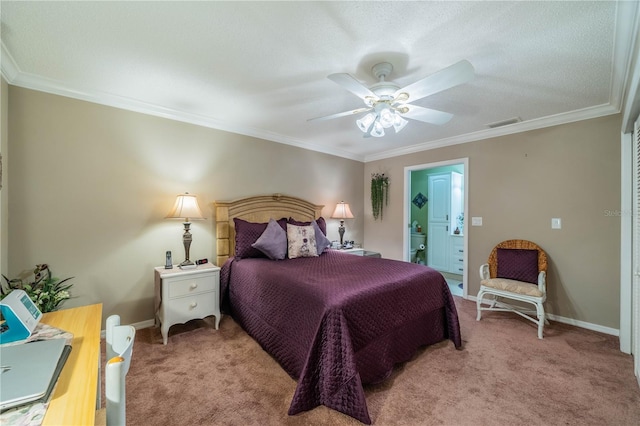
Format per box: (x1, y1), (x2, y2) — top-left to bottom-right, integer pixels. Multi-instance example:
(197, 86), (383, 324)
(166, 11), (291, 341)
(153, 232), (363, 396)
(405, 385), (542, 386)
(288, 217), (327, 236)
(234, 217), (287, 258)
(251, 218), (288, 260)
(312, 220), (331, 255)
(496, 248), (539, 284)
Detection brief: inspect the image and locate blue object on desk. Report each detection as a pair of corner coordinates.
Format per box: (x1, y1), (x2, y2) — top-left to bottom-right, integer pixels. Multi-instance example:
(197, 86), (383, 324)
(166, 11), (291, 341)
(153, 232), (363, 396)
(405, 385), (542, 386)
(0, 290), (42, 344)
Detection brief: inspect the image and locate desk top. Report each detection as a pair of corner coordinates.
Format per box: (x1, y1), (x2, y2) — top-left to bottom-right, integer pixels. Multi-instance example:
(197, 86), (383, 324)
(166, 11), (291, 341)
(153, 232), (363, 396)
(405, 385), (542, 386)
(40, 303), (102, 426)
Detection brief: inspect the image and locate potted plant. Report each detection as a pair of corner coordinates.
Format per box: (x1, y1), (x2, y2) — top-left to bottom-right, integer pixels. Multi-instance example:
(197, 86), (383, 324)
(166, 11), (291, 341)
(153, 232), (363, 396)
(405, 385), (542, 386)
(1, 264), (73, 313)
(371, 173), (389, 220)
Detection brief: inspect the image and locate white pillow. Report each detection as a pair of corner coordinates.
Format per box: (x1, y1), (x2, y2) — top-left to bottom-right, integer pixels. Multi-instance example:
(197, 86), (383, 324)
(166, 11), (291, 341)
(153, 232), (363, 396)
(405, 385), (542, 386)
(287, 224), (318, 259)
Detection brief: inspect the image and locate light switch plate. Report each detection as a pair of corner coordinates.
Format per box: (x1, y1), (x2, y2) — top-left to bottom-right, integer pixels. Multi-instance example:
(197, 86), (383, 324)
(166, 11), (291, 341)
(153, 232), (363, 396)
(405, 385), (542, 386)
(471, 217), (483, 226)
(552, 218), (562, 229)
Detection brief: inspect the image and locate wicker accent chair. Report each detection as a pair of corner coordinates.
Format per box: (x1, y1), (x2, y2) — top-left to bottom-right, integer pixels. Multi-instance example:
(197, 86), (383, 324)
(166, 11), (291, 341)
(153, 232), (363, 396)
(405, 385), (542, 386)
(476, 239), (548, 339)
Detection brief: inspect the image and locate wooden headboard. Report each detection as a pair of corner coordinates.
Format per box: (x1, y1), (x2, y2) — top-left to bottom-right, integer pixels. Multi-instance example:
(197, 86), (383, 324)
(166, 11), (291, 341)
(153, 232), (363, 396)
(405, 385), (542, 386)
(214, 194), (324, 266)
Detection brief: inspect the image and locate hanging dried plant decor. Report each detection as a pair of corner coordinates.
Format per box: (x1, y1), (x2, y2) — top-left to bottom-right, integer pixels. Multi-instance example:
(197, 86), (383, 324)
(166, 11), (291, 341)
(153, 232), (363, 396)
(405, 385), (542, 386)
(371, 173), (389, 220)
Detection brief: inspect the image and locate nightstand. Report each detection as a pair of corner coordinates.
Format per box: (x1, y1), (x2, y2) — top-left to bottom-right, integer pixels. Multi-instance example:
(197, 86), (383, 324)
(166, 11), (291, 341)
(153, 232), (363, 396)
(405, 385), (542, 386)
(339, 248), (382, 258)
(340, 247), (365, 255)
(363, 250), (382, 258)
(154, 263), (221, 345)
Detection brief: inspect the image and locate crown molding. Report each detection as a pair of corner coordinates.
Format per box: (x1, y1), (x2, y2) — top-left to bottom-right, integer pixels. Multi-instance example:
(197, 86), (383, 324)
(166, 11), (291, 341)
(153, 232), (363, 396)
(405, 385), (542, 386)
(1, 33), (626, 165)
(1, 58), (365, 163)
(1, 42), (19, 82)
(4, 62), (619, 165)
(364, 103), (620, 162)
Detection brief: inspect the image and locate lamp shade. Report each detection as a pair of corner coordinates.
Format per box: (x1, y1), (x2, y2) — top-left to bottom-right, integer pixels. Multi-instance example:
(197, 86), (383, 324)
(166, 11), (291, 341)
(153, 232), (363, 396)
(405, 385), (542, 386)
(166, 193), (205, 221)
(331, 202), (354, 219)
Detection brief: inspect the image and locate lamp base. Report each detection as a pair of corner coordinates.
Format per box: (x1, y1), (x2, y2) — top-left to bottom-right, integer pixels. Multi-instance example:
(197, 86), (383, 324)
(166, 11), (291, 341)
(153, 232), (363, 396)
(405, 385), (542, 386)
(179, 263), (197, 270)
(180, 222), (195, 268)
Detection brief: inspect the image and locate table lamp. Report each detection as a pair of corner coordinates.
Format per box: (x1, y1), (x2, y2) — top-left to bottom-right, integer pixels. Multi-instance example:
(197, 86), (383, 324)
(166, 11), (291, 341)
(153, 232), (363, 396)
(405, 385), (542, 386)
(330, 201), (354, 247)
(166, 192), (205, 266)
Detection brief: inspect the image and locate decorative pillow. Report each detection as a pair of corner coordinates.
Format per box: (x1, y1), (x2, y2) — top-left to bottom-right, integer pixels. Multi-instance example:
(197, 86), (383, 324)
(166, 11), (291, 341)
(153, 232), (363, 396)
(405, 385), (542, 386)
(496, 248), (539, 284)
(287, 224), (318, 259)
(251, 218), (288, 260)
(312, 220), (331, 255)
(288, 217), (327, 236)
(234, 217), (287, 258)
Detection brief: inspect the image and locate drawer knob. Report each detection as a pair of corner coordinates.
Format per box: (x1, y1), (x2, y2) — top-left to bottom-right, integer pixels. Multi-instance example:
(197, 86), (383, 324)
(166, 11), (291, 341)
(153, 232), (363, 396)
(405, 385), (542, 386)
(190, 283), (198, 289)
(190, 301), (198, 309)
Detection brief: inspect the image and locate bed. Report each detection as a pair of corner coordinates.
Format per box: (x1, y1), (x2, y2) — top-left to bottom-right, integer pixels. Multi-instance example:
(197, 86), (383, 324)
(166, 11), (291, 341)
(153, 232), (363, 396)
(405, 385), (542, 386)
(216, 194), (461, 424)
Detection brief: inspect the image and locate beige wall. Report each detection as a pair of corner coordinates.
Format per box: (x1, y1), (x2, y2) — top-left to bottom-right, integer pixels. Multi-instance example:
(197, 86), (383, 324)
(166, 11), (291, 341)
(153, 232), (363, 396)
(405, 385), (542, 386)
(364, 114), (622, 329)
(4, 84), (624, 331)
(6, 86), (364, 325)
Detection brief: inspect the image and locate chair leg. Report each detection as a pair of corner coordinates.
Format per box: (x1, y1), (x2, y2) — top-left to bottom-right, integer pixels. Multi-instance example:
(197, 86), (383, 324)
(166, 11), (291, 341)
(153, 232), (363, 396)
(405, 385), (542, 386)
(476, 290), (485, 321)
(489, 296), (499, 308)
(536, 302), (545, 339)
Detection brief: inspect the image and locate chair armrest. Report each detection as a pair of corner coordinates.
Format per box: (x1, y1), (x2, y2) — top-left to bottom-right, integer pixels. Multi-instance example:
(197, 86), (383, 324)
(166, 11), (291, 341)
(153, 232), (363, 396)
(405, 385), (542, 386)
(538, 270), (546, 294)
(479, 263), (490, 280)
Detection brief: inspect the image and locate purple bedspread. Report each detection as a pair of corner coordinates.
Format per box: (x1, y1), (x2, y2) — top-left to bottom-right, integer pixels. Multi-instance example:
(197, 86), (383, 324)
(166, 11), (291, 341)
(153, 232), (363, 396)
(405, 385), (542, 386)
(220, 250), (461, 424)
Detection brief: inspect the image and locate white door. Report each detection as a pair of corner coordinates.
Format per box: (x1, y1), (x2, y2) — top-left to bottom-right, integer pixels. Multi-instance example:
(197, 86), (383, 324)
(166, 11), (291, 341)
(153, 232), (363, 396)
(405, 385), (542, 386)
(428, 174), (451, 222)
(428, 173), (451, 271)
(428, 223), (450, 271)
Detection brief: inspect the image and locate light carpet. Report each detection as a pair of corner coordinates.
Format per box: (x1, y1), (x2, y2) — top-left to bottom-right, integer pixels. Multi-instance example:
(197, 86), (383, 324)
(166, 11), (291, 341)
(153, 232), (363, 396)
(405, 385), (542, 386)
(104, 297), (640, 425)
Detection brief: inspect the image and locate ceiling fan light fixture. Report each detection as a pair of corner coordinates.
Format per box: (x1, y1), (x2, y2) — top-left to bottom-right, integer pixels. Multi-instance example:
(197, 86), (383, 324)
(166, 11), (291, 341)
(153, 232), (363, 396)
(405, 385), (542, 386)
(370, 121), (385, 137)
(378, 106), (395, 128)
(356, 112), (376, 132)
(393, 114), (408, 133)
(395, 92), (410, 103)
(314, 59), (474, 138)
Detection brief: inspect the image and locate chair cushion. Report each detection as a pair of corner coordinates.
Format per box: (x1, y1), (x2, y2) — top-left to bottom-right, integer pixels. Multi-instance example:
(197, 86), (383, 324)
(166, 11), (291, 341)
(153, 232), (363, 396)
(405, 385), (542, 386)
(496, 248), (539, 284)
(481, 278), (543, 297)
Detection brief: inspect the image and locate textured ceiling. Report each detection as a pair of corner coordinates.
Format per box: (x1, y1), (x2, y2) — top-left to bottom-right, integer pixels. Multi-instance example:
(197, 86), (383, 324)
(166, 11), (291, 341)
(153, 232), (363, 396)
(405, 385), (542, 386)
(1, 1), (638, 161)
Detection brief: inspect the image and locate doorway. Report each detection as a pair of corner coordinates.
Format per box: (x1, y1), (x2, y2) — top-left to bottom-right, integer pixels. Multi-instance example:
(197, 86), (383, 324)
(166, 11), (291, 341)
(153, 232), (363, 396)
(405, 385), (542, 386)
(404, 158), (469, 299)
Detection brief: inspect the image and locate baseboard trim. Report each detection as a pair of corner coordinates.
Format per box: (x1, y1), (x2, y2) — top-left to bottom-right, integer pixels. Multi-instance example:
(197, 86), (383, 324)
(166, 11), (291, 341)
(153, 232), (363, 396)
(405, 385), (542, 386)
(466, 295), (620, 336)
(104, 303), (622, 341)
(546, 313), (619, 336)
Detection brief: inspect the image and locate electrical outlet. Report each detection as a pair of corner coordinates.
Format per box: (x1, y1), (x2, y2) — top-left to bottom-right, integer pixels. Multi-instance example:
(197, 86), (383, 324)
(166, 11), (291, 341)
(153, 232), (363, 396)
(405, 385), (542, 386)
(471, 217), (483, 226)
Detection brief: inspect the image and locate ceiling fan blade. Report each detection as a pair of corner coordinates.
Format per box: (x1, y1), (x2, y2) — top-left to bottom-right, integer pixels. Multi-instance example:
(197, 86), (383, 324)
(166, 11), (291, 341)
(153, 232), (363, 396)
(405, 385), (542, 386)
(307, 107), (372, 122)
(401, 105), (454, 125)
(328, 73), (377, 100)
(394, 59), (474, 103)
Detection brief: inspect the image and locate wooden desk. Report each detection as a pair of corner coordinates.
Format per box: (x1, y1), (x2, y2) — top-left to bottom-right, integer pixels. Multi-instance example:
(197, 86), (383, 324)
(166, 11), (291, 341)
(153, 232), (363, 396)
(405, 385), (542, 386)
(40, 303), (102, 426)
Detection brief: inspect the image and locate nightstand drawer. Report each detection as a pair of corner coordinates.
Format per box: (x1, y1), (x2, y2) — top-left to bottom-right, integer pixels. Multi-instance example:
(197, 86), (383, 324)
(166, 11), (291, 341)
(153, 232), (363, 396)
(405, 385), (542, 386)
(167, 295), (216, 321)
(167, 275), (216, 299)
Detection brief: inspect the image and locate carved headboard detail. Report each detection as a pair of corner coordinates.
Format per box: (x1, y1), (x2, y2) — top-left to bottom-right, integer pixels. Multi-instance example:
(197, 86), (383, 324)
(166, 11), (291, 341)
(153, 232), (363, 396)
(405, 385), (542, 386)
(214, 194), (324, 266)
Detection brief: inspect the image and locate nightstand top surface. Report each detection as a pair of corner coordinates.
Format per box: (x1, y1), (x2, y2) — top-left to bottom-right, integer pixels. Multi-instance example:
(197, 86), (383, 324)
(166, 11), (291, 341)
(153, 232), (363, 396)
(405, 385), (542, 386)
(155, 262), (219, 277)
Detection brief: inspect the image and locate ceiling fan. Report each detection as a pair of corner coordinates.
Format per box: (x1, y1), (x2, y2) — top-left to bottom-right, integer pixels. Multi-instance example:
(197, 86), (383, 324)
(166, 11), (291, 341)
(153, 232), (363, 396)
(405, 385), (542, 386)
(309, 60), (474, 137)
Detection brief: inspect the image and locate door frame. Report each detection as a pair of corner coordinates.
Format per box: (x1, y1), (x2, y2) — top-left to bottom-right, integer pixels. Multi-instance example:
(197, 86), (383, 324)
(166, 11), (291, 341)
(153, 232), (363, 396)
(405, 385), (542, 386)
(404, 157), (469, 299)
